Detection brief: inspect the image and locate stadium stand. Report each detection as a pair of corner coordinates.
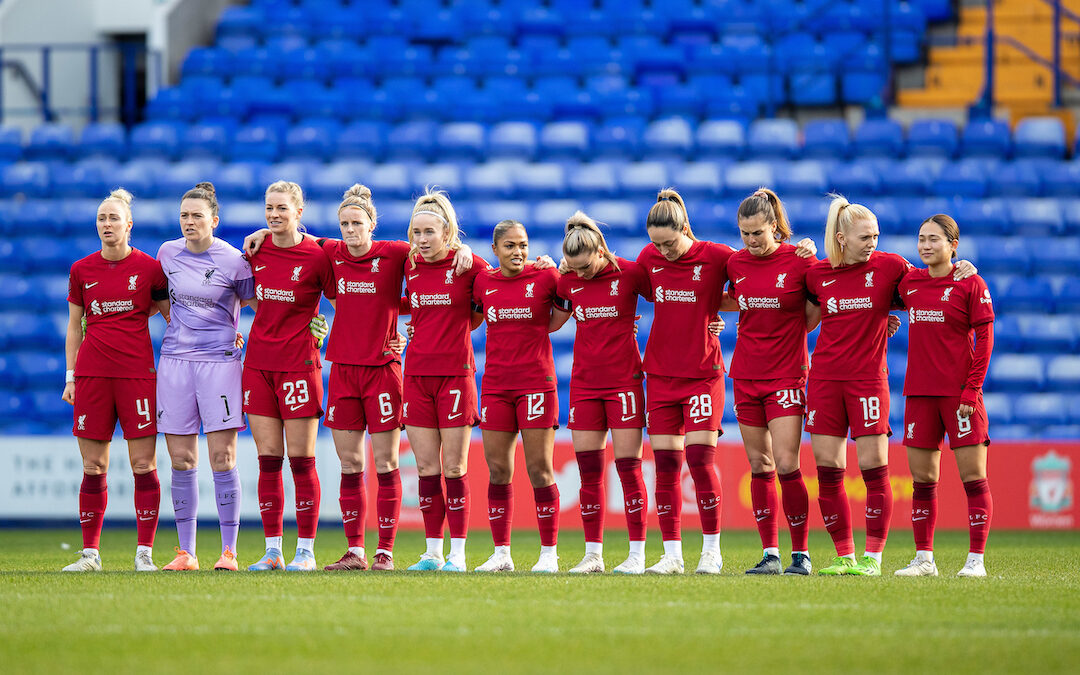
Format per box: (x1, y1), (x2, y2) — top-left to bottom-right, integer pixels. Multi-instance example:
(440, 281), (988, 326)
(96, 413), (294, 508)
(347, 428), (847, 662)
(1, 0), (1078, 437)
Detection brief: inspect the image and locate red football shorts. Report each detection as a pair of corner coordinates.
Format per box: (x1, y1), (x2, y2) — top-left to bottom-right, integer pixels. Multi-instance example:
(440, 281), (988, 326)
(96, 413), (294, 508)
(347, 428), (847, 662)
(325, 361), (403, 433)
(402, 374), (478, 428)
(645, 374), (725, 436)
(568, 384), (645, 431)
(242, 367), (324, 420)
(805, 377), (891, 439)
(732, 377), (807, 427)
(904, 394), (990, 450)
(480, 388), (559, 432)
(72, 376), (157, 441)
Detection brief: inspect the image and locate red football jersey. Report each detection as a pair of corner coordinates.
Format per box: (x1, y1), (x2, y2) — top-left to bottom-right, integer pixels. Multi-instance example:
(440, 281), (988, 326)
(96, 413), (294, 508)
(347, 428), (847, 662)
(320, 238), (409, 366)
(900, 268), (995, 396)
(726, 243), (814, 380)
(637, 239), (734, 379)
(556, 257), (649, 391)
(806, 250), (911, 381)
(474, 265), (567, 392)
(245, 237), (335, 372)
(403, 252), (489, 376)
(68, 248), (168, 379)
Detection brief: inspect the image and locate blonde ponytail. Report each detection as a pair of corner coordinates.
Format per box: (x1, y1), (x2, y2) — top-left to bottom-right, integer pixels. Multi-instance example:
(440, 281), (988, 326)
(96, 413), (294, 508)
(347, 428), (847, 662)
(824, 193), (877, 267)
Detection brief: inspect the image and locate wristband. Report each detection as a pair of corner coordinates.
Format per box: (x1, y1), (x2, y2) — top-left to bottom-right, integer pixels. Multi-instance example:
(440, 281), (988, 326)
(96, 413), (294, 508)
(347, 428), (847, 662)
(65, 370), (75, 384)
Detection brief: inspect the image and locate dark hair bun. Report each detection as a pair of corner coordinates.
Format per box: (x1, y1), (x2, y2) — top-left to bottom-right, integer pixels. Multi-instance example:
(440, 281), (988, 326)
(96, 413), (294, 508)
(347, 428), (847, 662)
(194, 182), (216, 195)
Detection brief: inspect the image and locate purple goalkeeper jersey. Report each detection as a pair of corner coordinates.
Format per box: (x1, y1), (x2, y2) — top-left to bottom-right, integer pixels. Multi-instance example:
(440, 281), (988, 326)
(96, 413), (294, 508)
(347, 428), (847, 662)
(157, 238), (255, 361)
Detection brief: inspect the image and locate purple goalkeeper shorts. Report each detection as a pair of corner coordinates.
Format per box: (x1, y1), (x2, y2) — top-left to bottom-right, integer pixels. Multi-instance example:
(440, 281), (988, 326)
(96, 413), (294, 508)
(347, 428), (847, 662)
(156, 355), (245, 435)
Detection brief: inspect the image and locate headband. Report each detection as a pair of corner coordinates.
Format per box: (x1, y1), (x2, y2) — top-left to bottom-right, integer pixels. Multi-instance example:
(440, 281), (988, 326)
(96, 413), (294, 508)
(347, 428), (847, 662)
(414, 209), (448, 225)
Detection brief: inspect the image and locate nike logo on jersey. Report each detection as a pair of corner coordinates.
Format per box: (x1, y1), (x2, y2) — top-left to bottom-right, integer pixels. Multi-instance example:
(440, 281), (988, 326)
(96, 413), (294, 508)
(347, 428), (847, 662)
(735, 277), (747, 284)
(380, 415), (395, 424)
(408, 274), (420, 281)
(822, 279), (837, 286)
(570, 287), (584, 294)
(907, 288), (918, 295)
(692, 417), (709, 424)
(621, 414), (637, 422)
(485, 289), (498, 295)
(254, 265), (267, 272)
(335, 260), (345, 265)
(651, 267), (664, 273)
(137, 421), (152, 429)
(864, 420), (877, 427)
(84, 282), (99, 289)
(447, 412), (463, 420)
(289, 403), (305, 411)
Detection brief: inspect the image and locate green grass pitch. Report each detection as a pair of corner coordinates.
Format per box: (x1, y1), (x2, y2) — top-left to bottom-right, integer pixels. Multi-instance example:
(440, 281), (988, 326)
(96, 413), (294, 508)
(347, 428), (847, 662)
(2, 528), (1078, 673)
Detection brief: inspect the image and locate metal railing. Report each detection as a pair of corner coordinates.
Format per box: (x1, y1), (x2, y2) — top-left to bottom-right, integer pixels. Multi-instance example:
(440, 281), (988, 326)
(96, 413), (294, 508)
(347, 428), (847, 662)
(0, 42), (163, 126)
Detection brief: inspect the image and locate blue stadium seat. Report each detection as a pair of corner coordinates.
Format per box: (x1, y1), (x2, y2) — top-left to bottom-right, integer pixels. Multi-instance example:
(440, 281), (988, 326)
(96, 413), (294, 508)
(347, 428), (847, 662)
(981, 392), (1013, 425)
(512, 163), (565, 200)
(412, 164), (465, 197)
(1, 162), (50, 198)
(227, 124), (280, 163)
(724, 162), (774, 197)
(26, 123), (75, 160)
(593, 117), (647, 158)
(0, 315), (52, 350)
(182, 123), (231, 159)
(785, 196), (831, 233)
(471, 201), (529, 240)
(1014, 393), (1070, 426)
(1013, 117), (1067, 159)
(889, 158), (944, 195)
(672, 162), (724, 199)
(365, 163), (413, 201)
(906, 118), (959, 158)
(961, 118), (1011, 158)
(437, 122), (486, 160)
(258, 160), (316, 193)
(1039, 237), (1079, 274)
(52, 158), (118, 199)
(387, 120), (439, 159)
(0, 126), (22, 162)
(539, 121), (591, 159)
(79, 122), (127, 159)
(989, 313), (1020, 351)
(0, 274), (32, 310)
(826, 161), (881, 196)
(284, 120), (341, 161)
(747, 118), (799, 159)
(1041, 161), (1080, 197)
(642, 118), (694, 158)
(587, 200), (638, 235)
(213, 162), (263, 201)
(488, 122), (538, 159)
(1056, 277), (1080, 313)
(853, 118), (905, 157)
(568, 163), (619, 199)
(802, 119), (851, 159)
(464, 162), (517, 200)
(157, 160), (221, 201)
(1008, 198), (1063, 235)
(988, 160), (1042, 197)
(533, 199), (586, 235)
(1046, 355), (1080, 392)
(975, 237), (1031, 274)
(696, 119), (746, 159)
(774, 161), (828, 196)
(1017, 314), (1076, 351)
(130, 122), (182, 160)
(335, 121), (388, 160)
(617, 162), (668, 198)
(933, 159), (991, 199)
(954, 197), (1009, 235)
(987, 354), (1045, 392)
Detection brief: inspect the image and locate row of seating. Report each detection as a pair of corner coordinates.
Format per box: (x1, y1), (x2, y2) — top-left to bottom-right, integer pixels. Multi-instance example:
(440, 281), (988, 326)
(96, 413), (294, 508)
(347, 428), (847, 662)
(11, 117), (1066, 166)
(217, 0), (933, 45)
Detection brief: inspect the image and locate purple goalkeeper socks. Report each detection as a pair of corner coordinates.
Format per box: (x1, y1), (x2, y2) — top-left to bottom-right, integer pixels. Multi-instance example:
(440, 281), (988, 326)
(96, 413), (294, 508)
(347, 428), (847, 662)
(213, 468), (241, 554)
(171, 467), (199, 555)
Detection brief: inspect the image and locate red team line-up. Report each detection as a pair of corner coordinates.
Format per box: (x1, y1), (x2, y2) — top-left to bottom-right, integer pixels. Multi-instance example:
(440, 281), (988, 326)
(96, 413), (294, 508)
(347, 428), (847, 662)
(59, 180), (995, 578)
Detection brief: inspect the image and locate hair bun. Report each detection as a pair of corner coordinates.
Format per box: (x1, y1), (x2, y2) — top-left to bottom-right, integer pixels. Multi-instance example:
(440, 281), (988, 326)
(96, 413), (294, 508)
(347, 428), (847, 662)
(194, 182), (216, 196)
(109, 188), (133, 205)
(343, 183), (372, 201)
